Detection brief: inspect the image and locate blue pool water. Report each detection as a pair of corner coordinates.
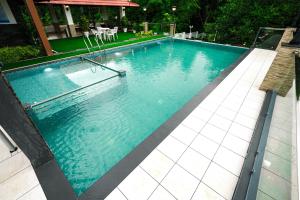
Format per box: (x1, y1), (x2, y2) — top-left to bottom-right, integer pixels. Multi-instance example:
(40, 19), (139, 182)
(5, 39), (246, 195)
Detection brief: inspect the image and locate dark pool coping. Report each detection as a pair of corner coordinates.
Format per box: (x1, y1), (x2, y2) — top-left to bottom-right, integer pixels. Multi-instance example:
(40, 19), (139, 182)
(14, 41), (252, 200)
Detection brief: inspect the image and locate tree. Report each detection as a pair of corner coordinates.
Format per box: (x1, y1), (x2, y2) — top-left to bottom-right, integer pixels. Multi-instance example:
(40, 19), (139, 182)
(204, 0), (300, 46)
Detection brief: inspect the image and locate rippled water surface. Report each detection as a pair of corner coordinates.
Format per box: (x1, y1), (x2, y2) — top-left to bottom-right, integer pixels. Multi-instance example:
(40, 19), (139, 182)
(6, 39), (246, 195)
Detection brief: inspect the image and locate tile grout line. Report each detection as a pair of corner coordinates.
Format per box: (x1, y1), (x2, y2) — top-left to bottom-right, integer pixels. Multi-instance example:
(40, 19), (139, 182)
(257, 188), (277, 200)
(116, 187), (129, 200)
(0, 165), (33, 185)
(0, 150), (22, 165)
(16, 183), (41, 200)
(139, 165), (178, 200)
(142, 104), (217, 200)
(264, 148), (293, 163)
(262, 167), (292, 184)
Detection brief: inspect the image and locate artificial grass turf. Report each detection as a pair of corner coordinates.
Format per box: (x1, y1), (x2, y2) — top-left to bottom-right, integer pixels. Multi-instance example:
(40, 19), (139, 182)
(3, 34), (165, 71)
(50, 32), (137, 52)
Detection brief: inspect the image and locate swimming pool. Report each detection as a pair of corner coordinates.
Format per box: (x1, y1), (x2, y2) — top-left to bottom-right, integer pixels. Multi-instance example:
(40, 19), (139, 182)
(5, 39), (247, 195)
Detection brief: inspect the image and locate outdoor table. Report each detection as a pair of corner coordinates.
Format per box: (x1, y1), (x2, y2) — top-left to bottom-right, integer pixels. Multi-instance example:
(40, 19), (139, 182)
(98, 27), (110, 41)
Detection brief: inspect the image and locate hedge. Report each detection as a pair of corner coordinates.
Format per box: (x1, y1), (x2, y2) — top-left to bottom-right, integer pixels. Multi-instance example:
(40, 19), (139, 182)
(0, 46), (40, 65)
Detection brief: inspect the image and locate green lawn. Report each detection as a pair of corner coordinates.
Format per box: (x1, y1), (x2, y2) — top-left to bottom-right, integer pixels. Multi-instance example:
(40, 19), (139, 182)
(50, 32), (137, 53)
(3, 33), (165, 71)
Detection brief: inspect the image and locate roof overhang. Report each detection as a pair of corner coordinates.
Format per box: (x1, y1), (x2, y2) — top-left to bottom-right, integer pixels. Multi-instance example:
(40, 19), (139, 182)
(37, 0), (139, 7)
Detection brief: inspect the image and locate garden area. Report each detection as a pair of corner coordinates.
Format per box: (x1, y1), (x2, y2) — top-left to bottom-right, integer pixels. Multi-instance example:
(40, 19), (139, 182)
(0, 0), (300, 70)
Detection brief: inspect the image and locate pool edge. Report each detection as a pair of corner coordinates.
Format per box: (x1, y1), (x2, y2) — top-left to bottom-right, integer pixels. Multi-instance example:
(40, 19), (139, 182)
(14, 41), (252, 200)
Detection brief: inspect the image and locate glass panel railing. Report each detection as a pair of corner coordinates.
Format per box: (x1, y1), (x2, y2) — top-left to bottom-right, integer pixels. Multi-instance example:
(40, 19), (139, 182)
(252, 27), (285, 50)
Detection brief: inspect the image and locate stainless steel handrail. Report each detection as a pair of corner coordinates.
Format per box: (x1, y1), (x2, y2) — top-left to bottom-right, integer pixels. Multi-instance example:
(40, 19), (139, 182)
(81, 56), (126, 76)
(0, 125), (18, 153)
(29, 74), (119, 109)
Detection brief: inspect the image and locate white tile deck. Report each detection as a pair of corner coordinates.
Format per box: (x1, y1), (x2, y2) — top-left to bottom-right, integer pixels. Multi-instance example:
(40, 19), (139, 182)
(105, 48), (277, 200)
(0, 47), (277, 200)
(0, 140), (46, 200)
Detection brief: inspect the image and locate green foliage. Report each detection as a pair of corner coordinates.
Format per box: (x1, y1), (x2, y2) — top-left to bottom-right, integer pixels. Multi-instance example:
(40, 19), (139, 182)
(204, 0), (300, 46)
(37, 6), (52, 26)
(135, 30), (153, 37)
(41, 11), (52, 26)
(128, 0), (299, 45)
(0, 46), (40, 64)
(79, 16), (90, 32)
(162, 13), (173, 23)
(94, 12), (103, 23)
(133, 22), (143, 32)
(20, 8), (38, 44)
(121, 16), (129, 27)
(152, 24), (161, 33)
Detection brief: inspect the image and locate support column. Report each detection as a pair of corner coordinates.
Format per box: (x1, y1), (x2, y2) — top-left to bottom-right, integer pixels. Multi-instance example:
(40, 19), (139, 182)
(120, 6), (126, 18)
(63, 5), (76, 37)
(144, 22), (148, 33)
(48, 4), (61, 35)
(24, 0), (53, 56)
(170, 23), (175, 36)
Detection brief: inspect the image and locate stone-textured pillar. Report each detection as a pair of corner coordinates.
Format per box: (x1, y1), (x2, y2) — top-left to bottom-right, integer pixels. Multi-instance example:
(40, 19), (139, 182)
(144, 22), (148, 33)
(63, 5), (76, 37)
(170, 23), (175, 36)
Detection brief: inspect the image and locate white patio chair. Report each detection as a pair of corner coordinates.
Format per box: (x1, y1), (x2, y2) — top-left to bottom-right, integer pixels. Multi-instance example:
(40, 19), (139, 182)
(113, 27), (118, 39)
(96, 27), (106, 41)
(91, 29), (104, 45)
(106, 29), (115, 42)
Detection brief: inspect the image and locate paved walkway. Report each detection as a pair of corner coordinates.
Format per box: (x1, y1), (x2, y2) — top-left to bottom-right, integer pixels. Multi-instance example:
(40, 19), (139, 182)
(0, 129), (46, 200)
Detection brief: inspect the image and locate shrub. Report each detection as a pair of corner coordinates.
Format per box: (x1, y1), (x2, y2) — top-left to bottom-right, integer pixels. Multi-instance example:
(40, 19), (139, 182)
(135, 30), (154, 38)
(79, 16), (90, 32)
(0, 46), (40, 64)
(121, 16), (129, 27)
(132, 22), (143, 32)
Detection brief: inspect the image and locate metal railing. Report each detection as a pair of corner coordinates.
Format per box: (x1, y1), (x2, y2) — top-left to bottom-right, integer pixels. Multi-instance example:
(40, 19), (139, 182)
(81, 57), (126, 76)
(28, 74), (119, 109)
(0, 125), (18, 153)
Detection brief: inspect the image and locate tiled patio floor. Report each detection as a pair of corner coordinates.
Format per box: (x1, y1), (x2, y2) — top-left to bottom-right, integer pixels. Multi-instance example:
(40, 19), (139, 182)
(105, 48), (277, 200)
(0, 47), (277, 200)
(0, 129), (46, 200)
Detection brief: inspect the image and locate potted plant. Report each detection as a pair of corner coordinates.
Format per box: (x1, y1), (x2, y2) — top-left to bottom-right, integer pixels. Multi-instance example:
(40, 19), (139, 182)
(121, 16), (129, 32)
(79, 16), (90, 37)
(94, 13), (103, 27)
